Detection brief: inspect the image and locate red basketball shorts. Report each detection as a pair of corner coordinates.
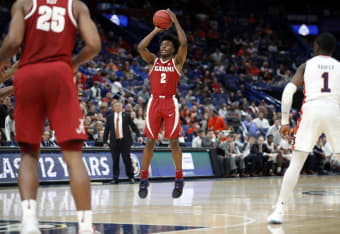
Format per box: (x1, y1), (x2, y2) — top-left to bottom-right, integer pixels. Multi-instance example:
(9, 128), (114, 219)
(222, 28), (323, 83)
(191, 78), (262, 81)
(13, 61), (87, 144)
(145, 95), (180, 139)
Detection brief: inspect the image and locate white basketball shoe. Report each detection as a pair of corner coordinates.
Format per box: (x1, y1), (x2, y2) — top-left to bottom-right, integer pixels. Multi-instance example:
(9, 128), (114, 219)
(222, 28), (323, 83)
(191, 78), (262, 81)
(20, 215), (41, 234)
(267, 206), (284, 224)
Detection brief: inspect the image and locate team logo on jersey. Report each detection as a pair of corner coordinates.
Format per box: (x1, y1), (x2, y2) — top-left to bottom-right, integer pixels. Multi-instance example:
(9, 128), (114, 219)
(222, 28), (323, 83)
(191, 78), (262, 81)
(130, 153), (141, 177)
(76, 119), (85, 134)
(154, 66), (174, 72)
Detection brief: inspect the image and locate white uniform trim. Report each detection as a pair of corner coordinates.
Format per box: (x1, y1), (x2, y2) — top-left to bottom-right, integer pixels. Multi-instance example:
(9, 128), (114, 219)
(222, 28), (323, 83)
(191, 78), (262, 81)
(68, 0), (78, 28)
(160, 58), (170, 63)
(146, 95), (154, 138)
(148, 58), (158, 75)
(170, 96), (179, 137)
(24, 0), (37, 20)
(172, 58), (181, 76)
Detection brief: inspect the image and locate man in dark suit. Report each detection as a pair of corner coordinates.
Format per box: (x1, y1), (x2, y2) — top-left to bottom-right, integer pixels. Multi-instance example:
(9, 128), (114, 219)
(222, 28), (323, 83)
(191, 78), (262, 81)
(104, 101), (143, 184)
(247, 135), (273, 176)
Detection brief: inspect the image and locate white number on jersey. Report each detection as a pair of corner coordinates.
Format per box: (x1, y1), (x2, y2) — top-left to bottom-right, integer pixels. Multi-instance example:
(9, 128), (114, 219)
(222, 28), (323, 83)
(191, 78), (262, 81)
(36, 6), (66, 33)
(160, 73), (167, 84)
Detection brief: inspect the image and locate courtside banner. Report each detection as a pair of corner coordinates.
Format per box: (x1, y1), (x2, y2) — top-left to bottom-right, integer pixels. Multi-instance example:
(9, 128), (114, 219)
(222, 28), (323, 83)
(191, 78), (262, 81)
(0, 148), (214, 184)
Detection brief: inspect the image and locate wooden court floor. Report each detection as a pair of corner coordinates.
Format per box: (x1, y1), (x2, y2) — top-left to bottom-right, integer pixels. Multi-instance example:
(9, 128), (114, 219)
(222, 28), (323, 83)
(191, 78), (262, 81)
(1, 176), (340, 233)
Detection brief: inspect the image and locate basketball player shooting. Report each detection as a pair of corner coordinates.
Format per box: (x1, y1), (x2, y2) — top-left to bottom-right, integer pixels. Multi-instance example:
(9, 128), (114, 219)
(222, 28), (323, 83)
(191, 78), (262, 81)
(137, 9), (187, 199)
(268, 33), (340, 224)
(0, 0), (101, 233)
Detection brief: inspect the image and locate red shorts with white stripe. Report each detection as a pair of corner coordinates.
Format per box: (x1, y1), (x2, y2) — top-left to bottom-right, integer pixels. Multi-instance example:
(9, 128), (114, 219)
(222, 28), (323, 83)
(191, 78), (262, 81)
(145, 95), (180, 139)
(13, 61), (87, 145)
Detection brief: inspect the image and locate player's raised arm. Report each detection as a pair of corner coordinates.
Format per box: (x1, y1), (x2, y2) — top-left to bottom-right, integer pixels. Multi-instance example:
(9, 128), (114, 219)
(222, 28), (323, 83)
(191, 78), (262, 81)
(280, 63), (305, 136)
(167, 9), (187, 66)
(137, 28), (163, 65)
(0, 1), (25, 65)
(71, 0), (101, 70)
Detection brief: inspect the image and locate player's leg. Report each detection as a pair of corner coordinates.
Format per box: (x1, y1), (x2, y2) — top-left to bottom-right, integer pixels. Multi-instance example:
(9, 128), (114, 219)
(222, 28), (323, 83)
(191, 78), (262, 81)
(139, 97), (161, 198)
(164, 97), (183, 198)
(14, 65), (46, 234)
(269, 103), (321, 224)
(60, 141), (93, 233)
(18, 145), (42, 234)
(322, 103), (340, 174)
(45, 62), (93, 233)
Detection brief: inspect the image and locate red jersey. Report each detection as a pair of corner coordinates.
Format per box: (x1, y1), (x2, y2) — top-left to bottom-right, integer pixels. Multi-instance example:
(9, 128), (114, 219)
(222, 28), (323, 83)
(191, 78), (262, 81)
(149, 58), (180, 96)
(19, 0), (77, 68)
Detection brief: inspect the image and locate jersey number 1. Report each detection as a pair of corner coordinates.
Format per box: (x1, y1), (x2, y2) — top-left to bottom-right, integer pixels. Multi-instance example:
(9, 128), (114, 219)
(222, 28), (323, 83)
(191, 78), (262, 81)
(36, 6), (66, 33)
(321, 72), (331, 93)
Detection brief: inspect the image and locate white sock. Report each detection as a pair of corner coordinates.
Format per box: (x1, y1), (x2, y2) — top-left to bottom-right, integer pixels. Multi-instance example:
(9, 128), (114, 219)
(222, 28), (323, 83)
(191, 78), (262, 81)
(277, 151), (308, 207)
(77, 210), (93, 231)
(21, 200), (37, 218)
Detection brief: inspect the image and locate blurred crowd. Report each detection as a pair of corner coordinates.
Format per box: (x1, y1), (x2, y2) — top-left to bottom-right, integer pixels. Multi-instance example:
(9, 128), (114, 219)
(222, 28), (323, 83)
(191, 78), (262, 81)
(0, 6), (338, 177)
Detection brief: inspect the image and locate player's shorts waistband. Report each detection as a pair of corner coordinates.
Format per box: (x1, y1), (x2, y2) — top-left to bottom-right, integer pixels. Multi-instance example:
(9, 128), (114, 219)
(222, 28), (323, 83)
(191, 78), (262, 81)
(151, 94), (175, 99)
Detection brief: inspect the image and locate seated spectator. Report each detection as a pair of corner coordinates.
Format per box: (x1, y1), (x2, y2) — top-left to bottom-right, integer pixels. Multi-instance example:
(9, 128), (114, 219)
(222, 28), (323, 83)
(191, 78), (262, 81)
(243, 114), (260, 138)
(279, 135), (293, 174)
(210, 48), (224, 63)
(192, 129), (205, 148)
(267, 118), (281, 146)
(249, 101), (259, 116)
(248, 135), (273, 176)
(226, 103), (242, 133)
(41, 130), (56, 147)
(123, 61), (134, 80)
(305, 137), (328, 175)
(253, 112), (270, 135)
(208, 109), (226, 133)
(134, 108), (145, 134)
(89, 81), (101, 100)
(92, 69), (103, 83)
(94, 130), (104, 147)
(187, 122), (201, 142)
(75, 71), (87, 91)
(137, 85), (150, 103)
(201, 129), (216, 147)
(219, 132), (247, 177)
(87, 103), (97, 120)
(219, 103), (228, 120)
(211, 76), (222, 93)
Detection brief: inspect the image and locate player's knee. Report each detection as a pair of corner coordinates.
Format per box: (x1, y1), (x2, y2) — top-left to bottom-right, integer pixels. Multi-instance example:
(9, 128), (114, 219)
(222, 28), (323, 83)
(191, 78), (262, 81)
(145, 139), (156, 148)
(169, 139), (180, 148)
(59, 140), (83, 152)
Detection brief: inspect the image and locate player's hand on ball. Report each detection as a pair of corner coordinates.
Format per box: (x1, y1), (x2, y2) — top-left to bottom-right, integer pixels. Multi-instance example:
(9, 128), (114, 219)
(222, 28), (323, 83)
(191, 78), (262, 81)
(280, 125), (290, 138)
(166, 9), (178, 23)
(153, 27), (166, 34)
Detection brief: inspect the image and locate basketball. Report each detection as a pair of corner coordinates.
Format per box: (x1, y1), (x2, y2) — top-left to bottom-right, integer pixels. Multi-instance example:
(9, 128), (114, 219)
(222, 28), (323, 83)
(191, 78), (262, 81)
(153, 10), (172, 30)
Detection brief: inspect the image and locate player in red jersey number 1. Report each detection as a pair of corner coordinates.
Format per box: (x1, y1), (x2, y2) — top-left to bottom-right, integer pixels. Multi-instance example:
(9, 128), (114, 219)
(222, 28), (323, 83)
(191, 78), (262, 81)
(137, 9), (187, 199)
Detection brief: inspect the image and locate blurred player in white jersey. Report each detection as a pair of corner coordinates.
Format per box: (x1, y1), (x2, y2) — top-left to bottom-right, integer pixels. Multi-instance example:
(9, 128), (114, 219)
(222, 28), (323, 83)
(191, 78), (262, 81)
(268, 32), (340, 224)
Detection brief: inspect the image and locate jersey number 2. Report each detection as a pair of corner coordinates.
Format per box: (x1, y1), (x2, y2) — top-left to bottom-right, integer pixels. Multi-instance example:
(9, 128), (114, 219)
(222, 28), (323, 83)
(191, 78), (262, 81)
(160, 73), (167, 84)
(321, 72), (331, 93)
(36, 6), (66, 33)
